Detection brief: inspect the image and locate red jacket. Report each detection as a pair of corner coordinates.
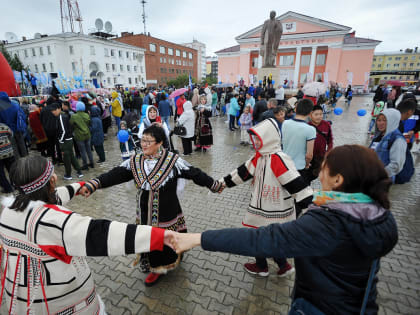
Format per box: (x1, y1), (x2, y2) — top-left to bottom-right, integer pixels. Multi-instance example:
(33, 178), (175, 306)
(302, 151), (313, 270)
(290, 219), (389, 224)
(308, 120), (333, 157)
(176, 98), (186, 115)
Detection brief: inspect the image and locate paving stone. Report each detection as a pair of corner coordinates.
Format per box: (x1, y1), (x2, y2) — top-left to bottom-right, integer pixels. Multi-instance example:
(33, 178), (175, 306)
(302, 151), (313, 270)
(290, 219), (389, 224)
(53, 96), (420, 314)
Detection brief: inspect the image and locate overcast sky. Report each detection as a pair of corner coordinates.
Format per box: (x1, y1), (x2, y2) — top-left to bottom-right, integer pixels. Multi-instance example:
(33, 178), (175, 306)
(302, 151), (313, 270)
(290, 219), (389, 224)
(2, 0), (418, 55)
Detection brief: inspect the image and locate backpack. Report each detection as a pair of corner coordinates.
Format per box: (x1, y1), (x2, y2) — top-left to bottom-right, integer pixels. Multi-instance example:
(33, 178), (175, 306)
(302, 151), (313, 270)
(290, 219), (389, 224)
(16, 106), (27, 133)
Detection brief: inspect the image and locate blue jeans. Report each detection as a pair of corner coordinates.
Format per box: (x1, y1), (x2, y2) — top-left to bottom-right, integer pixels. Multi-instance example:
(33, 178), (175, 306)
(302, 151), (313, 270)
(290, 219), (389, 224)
(369, 119), (376, 132)
(114, 116), (121, 130)
(76, 139), (94, 166)
(229, 115), (236, 130)
(161, 116), (170, 131)
(289, 298), (325, 315)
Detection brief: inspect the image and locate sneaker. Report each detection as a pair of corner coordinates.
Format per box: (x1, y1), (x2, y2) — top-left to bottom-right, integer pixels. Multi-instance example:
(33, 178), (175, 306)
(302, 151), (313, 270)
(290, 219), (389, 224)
(277, 263), (295, 277)
(63, 175), (73, 180)
(77, 172), (84, 178)
(243, 262), (269, 277)
(81, 165), (89, 171)
(144, 272), (163, 287)
(97, 160), (105, 164)
(88, 163), (94, 169)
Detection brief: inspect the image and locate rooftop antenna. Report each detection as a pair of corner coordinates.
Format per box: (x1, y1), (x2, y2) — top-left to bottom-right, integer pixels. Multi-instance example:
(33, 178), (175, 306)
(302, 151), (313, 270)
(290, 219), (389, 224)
(60, 0), (84, 34)
(141, 0), (147, 35)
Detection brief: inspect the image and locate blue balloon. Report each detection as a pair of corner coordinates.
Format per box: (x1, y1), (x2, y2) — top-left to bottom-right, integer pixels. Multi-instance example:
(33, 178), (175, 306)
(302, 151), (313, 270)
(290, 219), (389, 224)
(259, 80), (262, 84)
(272, 80), (275, 85)
(357, 109), (367, 116)
(117, 130), (129, 143)
(334, 107), (343, 115)
(218, 81), (222, 84)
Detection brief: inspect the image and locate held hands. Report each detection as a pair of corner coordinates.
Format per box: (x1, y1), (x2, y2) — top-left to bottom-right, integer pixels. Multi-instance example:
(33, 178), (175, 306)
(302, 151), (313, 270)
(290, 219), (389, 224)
(79, 186), (91, 198)
(163, 230), (202, 254)
(210, 180), (226, 193)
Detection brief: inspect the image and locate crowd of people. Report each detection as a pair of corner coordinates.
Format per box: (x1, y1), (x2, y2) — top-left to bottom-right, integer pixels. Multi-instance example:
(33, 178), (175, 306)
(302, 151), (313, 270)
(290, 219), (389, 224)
(0, 79), (419, 314)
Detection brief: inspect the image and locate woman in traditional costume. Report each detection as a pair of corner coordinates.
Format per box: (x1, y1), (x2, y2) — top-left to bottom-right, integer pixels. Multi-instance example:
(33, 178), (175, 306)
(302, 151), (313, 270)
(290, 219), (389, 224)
(194, 95), (213, 152)
(81, 124), (222, 286)
(0, 155), (168, 314)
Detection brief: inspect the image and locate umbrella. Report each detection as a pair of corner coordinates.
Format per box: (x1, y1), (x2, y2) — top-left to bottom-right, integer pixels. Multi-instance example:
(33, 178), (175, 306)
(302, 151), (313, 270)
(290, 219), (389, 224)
(302, 82), (327, 97)
(386, 80), (405, 87)
(169, 88), (188, 99)
(215, 83), (234, 88)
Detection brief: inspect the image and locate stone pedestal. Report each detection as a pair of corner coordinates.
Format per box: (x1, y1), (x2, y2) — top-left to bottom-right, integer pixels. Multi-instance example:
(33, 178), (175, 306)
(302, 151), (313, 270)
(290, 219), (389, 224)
(257, 67), (281, 85)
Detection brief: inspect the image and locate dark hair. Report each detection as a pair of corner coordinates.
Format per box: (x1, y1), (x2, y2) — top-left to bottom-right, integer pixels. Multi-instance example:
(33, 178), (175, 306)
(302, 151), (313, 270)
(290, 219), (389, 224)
(323, 145), (391, 209)
(9, 156), (57, 212)
(312, 105), (323, 112)
(48, 102), (61, 111)
(62, 101), (70, 108)
(81, 97), (89, 106)
(160, 93), (166, 100)
(397, 99), (417, 113)
(143, 124), (167, 144)
(273, 106), (286, 114)
(296, 99), (314, 115)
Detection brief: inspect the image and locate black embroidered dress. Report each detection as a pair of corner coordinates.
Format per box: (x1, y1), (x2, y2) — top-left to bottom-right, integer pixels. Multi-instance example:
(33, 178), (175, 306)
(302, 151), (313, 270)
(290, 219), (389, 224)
(92, 149), (216, 273)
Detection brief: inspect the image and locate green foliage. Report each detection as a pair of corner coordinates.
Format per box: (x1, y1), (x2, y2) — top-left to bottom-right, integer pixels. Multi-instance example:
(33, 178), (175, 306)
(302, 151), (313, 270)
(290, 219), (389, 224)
(202, 76), (217, 85)
(167, 74), (197, 88)
(0, 42), (24, 71)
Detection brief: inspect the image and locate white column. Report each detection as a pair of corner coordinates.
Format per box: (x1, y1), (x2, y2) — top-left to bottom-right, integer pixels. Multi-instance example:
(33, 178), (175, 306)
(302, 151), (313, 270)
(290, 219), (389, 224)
(308, 46), (317, 82)
(293, 47), (301, 88)
(257, 56), (263, 68)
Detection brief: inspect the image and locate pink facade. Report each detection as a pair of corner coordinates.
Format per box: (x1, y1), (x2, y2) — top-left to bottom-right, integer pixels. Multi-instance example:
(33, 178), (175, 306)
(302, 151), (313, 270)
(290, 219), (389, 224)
(215, 11), (380, 88)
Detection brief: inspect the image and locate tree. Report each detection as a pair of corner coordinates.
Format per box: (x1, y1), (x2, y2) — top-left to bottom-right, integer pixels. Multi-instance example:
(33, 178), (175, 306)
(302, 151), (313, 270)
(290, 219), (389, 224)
(0, 43), (13, 66)
(11, 54), (24, 72)
(202, 76), (217, 86)
(167, 74), (197, 88)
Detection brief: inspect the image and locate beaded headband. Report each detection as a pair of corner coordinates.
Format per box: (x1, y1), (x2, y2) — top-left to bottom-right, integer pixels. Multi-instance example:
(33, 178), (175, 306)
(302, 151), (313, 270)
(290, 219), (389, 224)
(19, 161), (54, 194)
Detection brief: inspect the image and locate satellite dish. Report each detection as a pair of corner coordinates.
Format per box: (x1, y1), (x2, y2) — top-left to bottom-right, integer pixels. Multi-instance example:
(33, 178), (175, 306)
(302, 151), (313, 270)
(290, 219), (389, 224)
(95, 18), (103, 31)
(34, 33), (42, 39)
(5, 32), (18, 43)
(104, 21), (112, 33)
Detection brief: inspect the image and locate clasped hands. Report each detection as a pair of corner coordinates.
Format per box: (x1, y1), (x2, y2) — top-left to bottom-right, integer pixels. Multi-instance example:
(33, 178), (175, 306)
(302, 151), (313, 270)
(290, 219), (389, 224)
(164, 230), (201, 254)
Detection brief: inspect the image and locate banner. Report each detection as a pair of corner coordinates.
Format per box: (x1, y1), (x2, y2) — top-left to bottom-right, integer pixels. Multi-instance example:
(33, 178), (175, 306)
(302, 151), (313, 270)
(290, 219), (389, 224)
(249, 74), (254, 85)
(347, 72), (353, 86)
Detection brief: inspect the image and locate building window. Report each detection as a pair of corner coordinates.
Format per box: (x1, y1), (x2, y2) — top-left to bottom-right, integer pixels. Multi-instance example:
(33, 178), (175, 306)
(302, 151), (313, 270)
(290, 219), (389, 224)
(112, 64), (116, 71)
(372, 64), (375, 68)
(126, 51), (129, 58)
(279, 55), (294, 66)
(42, 63), (46, 72)
(379, 58), (382, 61)
(316, 54), (326, 65)
(134, 66), (137, 72)
(24, 49), (28, 58)
(118, 50), (122, 57)
(104, 48), (109, 56)
(160, 46), (165, 54)
(386, 64), (390, 68)
(133, 52), (136, 59)
(300, 73), (307, 83)
(50, 62), (54, 72)
(113, 77), (117, 84)
(417, 63), (420, 67)
(90, 46), (95, 55)
(182, 51), (187, 58)
(393, 64), (399, 67)
(168, 48), (173, 55)
(127, 65), (130, 72)
(301, 55), (310, 66)
(71, 62), (76, 71)
(160, 57), (163, 63)
(188, 52), (192, 59)
(34, 64), (39, 72)
(107, 77), (111, 84)
(47, 46), (51, 55)
(128, 77), (132, 84)
(164, 58), (166, 63)
(149, 43), (156, 52)
(412, 56), (416, 60)
(378, 64), (381, 68)
(402, 63), (406, 68)
(395, 57), (401, 61)
(32, 48), (36, 57)
(39, 47), (44, 56)
(120, 64), (123, 71)
(176, 49), (180, 56)
(135, 77), (138, 84)
(69, 46), (74, 54)
(106, 63), (110, 71)
(110, 49), (115, 57)
(410, 63), (414, 67)
(373, 58), (376, 62)
(315, 73), (323, 81)
(140, 66), (144, 73)
(388, 57), (392, 60)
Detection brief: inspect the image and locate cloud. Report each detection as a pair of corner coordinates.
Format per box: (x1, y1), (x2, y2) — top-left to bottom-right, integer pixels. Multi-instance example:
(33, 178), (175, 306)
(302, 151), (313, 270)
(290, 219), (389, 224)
(1, 0), (418, 55)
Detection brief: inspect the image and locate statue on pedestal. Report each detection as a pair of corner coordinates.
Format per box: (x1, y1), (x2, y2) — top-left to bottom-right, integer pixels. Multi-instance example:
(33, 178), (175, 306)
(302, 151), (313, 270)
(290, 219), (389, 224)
(260, 11), (283, 68)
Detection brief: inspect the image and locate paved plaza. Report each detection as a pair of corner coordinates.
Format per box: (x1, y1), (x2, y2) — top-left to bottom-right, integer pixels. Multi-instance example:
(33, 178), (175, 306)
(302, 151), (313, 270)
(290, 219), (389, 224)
(3, 95), (419, 314)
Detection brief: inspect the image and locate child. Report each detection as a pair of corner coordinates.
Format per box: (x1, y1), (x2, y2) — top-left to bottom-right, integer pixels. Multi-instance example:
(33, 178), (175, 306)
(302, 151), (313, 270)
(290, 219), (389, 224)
(219, 118), (313, 277)
(273, 106), (286, 132)
(70, 102), (94, 170)
(369, 101), (385, 134)
(308, 105), (333, 182)
(239, 105), (252, 145)
(90, 106), (106, 163)
(119, 121), (136, 161)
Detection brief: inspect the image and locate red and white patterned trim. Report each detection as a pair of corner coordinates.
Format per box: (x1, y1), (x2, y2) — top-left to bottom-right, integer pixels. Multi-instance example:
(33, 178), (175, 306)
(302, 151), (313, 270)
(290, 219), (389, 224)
(20, 161), (54, 194)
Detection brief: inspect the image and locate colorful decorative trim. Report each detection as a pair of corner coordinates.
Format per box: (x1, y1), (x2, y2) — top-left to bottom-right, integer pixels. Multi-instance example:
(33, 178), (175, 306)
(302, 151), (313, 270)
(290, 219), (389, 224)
(20, 161), (54, 194)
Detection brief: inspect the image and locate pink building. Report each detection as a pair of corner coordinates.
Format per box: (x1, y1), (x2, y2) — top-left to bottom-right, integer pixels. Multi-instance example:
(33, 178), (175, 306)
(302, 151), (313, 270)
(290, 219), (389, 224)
(216, 11), (381, 89)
